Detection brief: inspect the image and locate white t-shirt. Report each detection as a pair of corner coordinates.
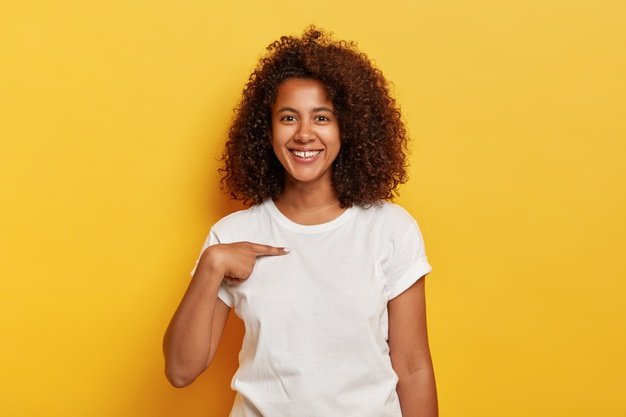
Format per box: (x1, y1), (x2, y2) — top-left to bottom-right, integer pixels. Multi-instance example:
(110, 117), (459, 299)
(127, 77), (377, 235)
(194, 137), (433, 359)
(190, 198), (432, 417)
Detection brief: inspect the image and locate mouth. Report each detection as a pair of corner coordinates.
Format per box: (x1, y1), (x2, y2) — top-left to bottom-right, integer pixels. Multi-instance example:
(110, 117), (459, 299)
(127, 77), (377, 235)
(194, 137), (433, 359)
(289, 149), (323, 160)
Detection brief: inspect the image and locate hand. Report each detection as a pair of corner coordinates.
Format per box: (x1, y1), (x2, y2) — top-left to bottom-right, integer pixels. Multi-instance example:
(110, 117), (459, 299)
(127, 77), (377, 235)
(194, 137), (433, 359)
(200, 241), (289, 283)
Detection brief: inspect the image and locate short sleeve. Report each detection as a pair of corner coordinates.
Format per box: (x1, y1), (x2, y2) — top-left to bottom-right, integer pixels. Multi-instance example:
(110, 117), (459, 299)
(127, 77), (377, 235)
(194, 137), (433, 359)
(383, 221), (432, 300)
(188, 228), (234, 307)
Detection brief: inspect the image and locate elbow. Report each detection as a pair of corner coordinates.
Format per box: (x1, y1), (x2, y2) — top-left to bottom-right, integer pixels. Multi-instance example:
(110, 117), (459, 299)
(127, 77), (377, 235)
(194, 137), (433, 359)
(391, 353), (434, 380)
(163, 344), (216, 388)
(165, 362), (207, 388)
(166, 372), (194, 388)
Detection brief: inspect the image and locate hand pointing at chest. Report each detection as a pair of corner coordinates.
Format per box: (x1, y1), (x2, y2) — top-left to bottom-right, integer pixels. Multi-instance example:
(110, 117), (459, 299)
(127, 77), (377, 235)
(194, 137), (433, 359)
(199, 242), (290, 283)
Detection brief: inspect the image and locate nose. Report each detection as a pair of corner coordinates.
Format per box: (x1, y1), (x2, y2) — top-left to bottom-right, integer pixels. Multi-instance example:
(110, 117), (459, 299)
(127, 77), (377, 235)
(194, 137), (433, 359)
(294, 120), (315, 143)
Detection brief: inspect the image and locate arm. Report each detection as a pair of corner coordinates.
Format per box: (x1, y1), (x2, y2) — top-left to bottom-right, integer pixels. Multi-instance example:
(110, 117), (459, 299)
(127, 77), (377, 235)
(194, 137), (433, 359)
(388, 275), (438, 417)
(163, 242), (288, 387)
(162, 249), (231, 387)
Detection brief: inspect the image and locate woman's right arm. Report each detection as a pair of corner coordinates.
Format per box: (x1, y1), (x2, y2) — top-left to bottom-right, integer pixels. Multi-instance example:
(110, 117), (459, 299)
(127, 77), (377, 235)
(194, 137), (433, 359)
(162, 242), (288, 387)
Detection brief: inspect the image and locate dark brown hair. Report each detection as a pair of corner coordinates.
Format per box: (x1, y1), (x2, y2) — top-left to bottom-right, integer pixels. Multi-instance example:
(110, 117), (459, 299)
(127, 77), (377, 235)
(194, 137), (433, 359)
(219, 26), (409, 207)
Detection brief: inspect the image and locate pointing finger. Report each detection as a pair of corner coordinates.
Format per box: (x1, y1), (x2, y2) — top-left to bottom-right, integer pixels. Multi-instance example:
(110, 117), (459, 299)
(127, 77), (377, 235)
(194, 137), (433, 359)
(245, 242), (290, 256)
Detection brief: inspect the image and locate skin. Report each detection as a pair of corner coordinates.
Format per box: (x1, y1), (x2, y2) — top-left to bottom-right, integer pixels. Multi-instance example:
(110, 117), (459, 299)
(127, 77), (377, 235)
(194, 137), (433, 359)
(163, 78), (438, 416)
(270, 78), (345, 223)
(162, 242), (286, 387)
(389, 277), (439, 417)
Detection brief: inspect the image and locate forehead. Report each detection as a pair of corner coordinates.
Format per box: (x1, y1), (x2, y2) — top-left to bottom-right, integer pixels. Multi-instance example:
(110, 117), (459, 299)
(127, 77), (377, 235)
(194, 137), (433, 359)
(273, 78), (333, 108)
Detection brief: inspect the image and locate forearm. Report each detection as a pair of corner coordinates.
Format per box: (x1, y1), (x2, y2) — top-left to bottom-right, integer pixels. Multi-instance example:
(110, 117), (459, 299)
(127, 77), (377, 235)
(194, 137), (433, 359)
(163, 257), (223, 386)
(396, 366), (438, 417)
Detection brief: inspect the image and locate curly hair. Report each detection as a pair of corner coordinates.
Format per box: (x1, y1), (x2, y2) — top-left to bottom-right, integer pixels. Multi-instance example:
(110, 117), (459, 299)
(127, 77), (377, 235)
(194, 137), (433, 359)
(219, 26), (409, 208)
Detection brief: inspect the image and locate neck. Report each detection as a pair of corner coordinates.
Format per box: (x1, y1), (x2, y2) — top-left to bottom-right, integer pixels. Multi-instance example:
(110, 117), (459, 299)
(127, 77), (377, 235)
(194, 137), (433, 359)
(273, 177), (345, 225)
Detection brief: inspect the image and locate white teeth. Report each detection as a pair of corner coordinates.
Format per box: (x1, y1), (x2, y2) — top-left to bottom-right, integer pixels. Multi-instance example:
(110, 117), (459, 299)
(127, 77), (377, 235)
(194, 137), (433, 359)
(292, 150), (321, 158)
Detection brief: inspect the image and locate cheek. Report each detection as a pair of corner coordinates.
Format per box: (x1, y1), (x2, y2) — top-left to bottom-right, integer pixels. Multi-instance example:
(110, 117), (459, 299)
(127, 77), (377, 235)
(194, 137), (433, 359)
(271, 127), (291, 162)
(329, 128), (341, 151)
(271, 126), (290, 149)
(270, 124), (281, 149)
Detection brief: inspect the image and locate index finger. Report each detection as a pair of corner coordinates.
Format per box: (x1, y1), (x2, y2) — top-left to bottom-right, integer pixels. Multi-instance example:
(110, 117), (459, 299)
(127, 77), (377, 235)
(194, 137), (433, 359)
(245, 242), (290, 256)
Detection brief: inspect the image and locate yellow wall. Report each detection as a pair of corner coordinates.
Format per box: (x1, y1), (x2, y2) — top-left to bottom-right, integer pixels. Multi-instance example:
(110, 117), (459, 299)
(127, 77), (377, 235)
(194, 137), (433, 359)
(1, 1), (624, 416)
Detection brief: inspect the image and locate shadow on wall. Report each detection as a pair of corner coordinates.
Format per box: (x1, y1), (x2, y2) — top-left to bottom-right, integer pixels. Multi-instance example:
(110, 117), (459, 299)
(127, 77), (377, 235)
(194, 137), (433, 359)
(129, 312), (245, 417)
(134, 189), (248, 416)
(163, 314), (246, 417)
(155, 194), (249, 416)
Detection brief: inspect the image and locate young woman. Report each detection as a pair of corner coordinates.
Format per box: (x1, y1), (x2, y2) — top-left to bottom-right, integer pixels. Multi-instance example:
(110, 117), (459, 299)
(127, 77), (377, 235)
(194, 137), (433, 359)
(163, 27), (438, 417)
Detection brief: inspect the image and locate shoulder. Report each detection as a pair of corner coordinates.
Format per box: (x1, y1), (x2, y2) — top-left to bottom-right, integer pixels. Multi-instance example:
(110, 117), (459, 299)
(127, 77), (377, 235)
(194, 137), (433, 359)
(210, 202), (266, 236)
(354, 201), (420, 233)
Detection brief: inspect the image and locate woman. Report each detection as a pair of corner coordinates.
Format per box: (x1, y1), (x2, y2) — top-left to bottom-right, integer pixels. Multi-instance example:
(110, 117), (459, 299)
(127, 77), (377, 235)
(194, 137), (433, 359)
(163, 26), (438, 417)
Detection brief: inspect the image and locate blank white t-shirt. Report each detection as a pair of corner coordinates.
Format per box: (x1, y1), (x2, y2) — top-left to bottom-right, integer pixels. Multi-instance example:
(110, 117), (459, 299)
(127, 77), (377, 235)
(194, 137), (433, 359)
(190, 198), (432, 417)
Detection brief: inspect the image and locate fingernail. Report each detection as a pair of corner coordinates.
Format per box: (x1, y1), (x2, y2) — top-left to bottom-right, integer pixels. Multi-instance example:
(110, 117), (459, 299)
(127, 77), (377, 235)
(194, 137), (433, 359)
(282, 247), (291, 253)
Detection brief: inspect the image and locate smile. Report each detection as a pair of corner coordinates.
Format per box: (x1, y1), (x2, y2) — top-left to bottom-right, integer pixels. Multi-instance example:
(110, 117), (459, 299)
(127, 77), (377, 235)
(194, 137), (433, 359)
(290, 149), (322, 159)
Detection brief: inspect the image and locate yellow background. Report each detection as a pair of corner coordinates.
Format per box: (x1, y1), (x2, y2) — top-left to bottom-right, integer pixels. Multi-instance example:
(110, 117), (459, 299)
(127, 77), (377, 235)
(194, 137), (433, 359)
(1, 0), (624, 416)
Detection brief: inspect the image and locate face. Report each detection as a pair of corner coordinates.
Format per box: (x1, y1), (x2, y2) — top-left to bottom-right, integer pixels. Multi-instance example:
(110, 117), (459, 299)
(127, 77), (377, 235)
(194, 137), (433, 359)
(271, 78), (340, 188)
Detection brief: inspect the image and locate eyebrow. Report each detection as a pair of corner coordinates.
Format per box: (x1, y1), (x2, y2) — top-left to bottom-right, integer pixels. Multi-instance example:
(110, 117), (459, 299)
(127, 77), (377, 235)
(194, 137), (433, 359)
(277, 106), (335, 114)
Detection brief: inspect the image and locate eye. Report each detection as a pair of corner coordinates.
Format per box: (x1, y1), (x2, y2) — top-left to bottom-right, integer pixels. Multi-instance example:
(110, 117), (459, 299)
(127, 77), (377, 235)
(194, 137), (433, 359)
(280, 115), (297, 122)
(314, 115), (331, 122)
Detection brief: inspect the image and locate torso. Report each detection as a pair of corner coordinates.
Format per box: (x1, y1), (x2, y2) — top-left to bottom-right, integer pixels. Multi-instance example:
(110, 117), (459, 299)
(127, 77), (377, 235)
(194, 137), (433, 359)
(207, 199), (431, 416)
